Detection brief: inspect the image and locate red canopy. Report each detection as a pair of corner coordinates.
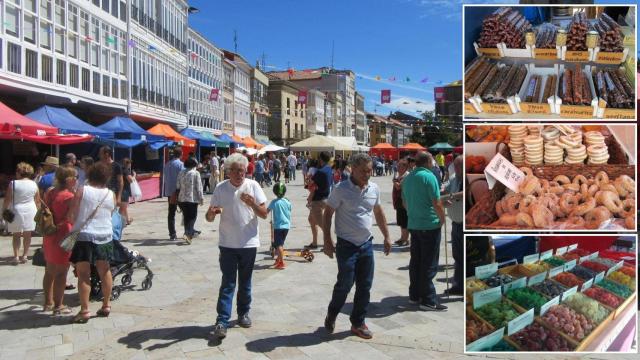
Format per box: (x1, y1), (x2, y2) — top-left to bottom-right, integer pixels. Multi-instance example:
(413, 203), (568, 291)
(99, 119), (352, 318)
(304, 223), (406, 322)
(369, 142), (398, 160)
(0, 133), (94, 145)
(453, 146), (463, 154)
(0, 101), (58, 136)
(399, 142), (427, 151)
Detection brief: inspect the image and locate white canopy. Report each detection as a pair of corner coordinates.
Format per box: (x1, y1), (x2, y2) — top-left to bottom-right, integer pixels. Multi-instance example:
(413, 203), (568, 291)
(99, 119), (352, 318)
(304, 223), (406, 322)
(258, 144), (286, 154)
(235, 146), (258, 155)
(289, 135), (351, 152)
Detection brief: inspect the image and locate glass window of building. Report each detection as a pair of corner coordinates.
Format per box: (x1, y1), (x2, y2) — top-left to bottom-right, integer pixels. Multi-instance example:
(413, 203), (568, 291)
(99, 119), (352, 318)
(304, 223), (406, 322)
(25, 0), (37, 12)
(5, 5), (20, 38)
(25, 49), (38, 78)
(81, 67), (90, 91)
(55, 28), (64, 54)
(56, 59), (66, 85)
(42, 55), (53, 82)
(70, 63), (79, 88)
(93, 71), (100, 94)
(55, 0), (65, 26)
(112, 78), (118, 98)
(24, 14), (36, 44)
(40, 21), (51, 49)
(103, 74), (110, 96)
(91, 44), (99, 66)
(101, 49), (108, 71)
(41, 0), (52, 20)
(68, 34), (77, 58)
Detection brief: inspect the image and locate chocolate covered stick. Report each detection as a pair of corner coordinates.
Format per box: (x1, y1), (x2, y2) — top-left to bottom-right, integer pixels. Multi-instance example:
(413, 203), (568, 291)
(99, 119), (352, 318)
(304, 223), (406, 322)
(542, 75), (556, 102)
(614, 68), (634, 99)
(473, 64), (498, 97)
(495, 65), (518, 99)
(572, 65), (583, 104)
(532, 75), (543, 103)
(562, 69), (574, 104)
(594, 70), (608, 105)
(506, 65), (527, 97)
(581, 73), (592, 105)
(465, 61), (490, 98)
(603, 70), (625, 107)
(483, 66), (508, 101)
(524, 76), (536, 102)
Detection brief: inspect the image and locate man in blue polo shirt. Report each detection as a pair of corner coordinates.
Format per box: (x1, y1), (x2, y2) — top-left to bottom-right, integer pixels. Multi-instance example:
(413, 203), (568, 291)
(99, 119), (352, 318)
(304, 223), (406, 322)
(322, 153), (391, 340)
(401, 151), (447, 311)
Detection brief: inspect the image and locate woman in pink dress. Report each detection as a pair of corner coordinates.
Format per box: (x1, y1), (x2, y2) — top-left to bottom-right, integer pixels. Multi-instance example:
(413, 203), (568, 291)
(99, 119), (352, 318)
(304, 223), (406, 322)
(42, 166), (77, 314)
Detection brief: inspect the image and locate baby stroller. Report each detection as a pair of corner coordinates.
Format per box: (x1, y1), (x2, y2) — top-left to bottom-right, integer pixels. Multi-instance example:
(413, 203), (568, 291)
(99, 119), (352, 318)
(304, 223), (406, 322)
(90, 211), (154, 301)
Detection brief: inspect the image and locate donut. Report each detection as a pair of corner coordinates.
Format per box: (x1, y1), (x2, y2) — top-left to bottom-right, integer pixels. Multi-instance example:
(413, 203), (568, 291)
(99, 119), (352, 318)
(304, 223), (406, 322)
(531, 203), (554, 228)
(600, 183), (618, 194)
(541, 127), (560, 142)
(559, 135), (579, 148)
(493, 213), (518, 226)
(516, 212), (535, 227)
(585, 206), (612, 229)
(554, 175), (571, 185)
(520, 176), (541, 196)
(584, 131), (605, 146)
(563, 183), (580, 192)
(560, 193), (580, 214)
(570, 197), (596, 217)
(616, 175), (635, 193)
(580, 184), (599, 199)
(518, 195), (537, 215)
(619, 199), (635, 218)
(595, 171), (609, 186)
(505, 194), (522, 214)
(565, 216), (586, 229)
(625, 216), (635, 230)
(519, 167), (533, 178)
(572, 175), (589, 186)
(613, 178), (630, 198)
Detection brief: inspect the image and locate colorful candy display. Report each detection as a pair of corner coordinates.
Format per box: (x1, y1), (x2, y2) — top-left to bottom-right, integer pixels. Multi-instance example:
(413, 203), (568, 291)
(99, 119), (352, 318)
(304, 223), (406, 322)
(553, 272), (584, 288)
(484, 339), (517, 351)
(607, 271), (635, 290)
(597, 279), (633, 298)
(466, 318), (494, 343)
(484, 274), (515, 288)
(591, 258), (617, 268)
(583, 287), (623, 308)
(563, 293), (611, 324)
(467, 278), (488, 299)
(618, 266), (635, 278)
(523, 263), (548, 274)
(506, 287), (548, 313)
(510, 323), (574, 351)
(580, 260), (609, 274)
(565, 248), (590, 258)
(531, 279), (567, 299)
(541, 304), (595, 341)
(476, 301), (521, 328)
(569, 265), (597, 280)
(544, 257), (567, 267)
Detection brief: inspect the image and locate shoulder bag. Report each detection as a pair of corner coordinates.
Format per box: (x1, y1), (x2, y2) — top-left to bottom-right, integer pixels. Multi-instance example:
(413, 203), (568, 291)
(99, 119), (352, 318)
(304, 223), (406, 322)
(2, 181), (15, 223)
(60, 190), (110, 252)
(35, 190), (57, 236)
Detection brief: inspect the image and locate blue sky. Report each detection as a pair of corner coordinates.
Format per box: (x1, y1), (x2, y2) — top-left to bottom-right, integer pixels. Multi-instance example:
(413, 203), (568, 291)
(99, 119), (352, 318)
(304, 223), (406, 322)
(187, 0), (624, 116)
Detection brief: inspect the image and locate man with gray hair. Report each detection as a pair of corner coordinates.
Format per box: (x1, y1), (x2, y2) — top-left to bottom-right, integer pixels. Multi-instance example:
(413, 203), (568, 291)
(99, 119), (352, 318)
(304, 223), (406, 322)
(206, 153), (268, 340)
(322, 153), (391, 339)
(401, 151), (447, 311)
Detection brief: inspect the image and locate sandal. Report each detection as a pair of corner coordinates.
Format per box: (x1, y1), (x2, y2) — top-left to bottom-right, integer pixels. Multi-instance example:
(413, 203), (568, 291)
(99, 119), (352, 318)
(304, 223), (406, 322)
(72, 310), (90, 324)
(304, 243), (318, 249)
(53, 306), (73, 315)
(19, 256), (27, 264)
(42, 304), (54, 312)
(96, 306), (111, 317)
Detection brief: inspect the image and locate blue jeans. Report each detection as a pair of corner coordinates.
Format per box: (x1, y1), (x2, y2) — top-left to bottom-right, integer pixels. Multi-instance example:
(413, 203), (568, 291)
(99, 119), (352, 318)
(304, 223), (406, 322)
(255, 172), (264, 185)
(216, 247), (257, 327)
(327, 237), (374, 327)
(451, 222), (463, 289)
(289, 165), (296, 180)
(409, 228), (441, 305)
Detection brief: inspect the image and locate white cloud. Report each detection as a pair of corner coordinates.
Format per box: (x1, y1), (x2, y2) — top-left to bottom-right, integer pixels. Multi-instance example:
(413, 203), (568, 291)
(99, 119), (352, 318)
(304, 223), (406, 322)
(415, 0), (517, 20)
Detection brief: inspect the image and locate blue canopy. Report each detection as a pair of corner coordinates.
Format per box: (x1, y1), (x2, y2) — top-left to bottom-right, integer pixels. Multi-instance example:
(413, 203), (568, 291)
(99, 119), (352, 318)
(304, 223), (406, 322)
(218, 133), (241, 147)
(97, 116), (164, 141)
(26, 106), (110, 137)
(180, 128), (215, 147)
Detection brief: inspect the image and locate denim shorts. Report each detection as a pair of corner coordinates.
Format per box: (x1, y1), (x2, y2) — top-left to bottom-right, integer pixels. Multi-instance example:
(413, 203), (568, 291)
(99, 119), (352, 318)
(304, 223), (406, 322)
(273, 229), (289, 247)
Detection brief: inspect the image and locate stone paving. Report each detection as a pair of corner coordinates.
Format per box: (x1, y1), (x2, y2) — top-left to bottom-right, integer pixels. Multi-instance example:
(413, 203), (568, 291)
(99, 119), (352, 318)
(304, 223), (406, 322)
(0, 174), (636, 359)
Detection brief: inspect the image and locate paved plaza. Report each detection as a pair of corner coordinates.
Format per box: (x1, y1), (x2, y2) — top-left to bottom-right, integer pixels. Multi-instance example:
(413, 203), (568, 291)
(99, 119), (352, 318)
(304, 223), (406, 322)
(0, 174), (635, 359)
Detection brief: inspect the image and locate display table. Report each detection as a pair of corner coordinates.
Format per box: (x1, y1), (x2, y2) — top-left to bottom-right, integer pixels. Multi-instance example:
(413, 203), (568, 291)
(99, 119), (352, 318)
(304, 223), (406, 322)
(135, 173), (161, 202)
(539, 236), (618, 253)
(492, 236), (536, 264)
(583, 295), (637, 352)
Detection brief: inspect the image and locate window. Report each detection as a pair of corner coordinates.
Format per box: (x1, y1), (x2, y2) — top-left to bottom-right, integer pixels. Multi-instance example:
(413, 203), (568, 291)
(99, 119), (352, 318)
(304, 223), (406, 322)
(70, 64), (79, 88)
(110, 52), (117, 74)
(55, 28), (64, 54)
(286, 97), (290, 115)
(42, 55), (53, 82)
(55, 0), (65, 25)
(119, 55), (126, 75)
(112, 78), (118, 98)
(103, 74), (110, 96)
(68, 6), (78, 32)
(80, 39), (88, 62)
(93, 72), (100, 94)
(101, 49), (108, 71)
(25, 0), (37, 12)
(91, 44), (99, 67)
(119, 1), (127, 22)
(111, 0), (118, 17)
(26, 49), (38, 78)
(7, 43), (21, 74)
(56, 60), (66, 85)
(120, 80), (128, 99)
(81, 68), (90, 91)
(93, 0), (100, 7)
(68, 34), (77, 58)
(5, 5), (19, 37)
(24, 14), (36, 44)
(41, 0), (52, 20)
(40, 21), (51, 49)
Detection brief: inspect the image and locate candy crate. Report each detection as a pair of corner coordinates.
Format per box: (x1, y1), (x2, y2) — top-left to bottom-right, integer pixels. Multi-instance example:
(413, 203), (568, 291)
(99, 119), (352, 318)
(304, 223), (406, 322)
(468, 298), (525, 329)
(514, 64), (558, 115)
(583, 286), (628, 320)
(466, 276), (489, 304)
(519, 261), (552, 276)
(507, 289), (551, 315)
(467, 62), (519, 116)
(507, 317), (577, 351)
(592, 65), (636, 120)
(530, 279), (569, 300)
(593, 46), (629, 65)
(556, 64), (598, 119)
(465, 162), (635, 230)
(466, 308), (496, 344)
(536, 304), (604, 352)
(498, 264), (534, 279)
(499, 42), (533, 59)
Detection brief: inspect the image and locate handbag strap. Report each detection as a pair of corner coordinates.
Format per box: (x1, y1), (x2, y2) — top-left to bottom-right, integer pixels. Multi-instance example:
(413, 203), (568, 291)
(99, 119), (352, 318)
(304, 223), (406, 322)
(76, 189), (110, 232)
(12, 180), (15, 209)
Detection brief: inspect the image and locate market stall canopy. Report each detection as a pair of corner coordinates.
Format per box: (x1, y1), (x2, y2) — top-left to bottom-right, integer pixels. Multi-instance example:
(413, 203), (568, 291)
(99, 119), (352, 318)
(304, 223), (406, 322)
(258, 139), (270, 145)
(0, 101), (58, 136)
(328, 136), (359, 151)
(371, 143), (396, 149)
(218, 133), (242, 147)
(232, 134), (244, 144)
(26, 106), (110, 137)
(0, 132), (94, 144)
(258, 144), (286, 154)
(242, 136), (263, 149)
(454, 145), (463, 154)
(369, 142), (398, 159)
(429, 142), (454, 152)
(399, 142), (427, 151)
(235, 146), (258, 156)
(98, 116), (163, 141)
(199, 131), (229, 148)
(148, 124), (196, 147)
(289, 135), (351, 152)
(180, 128), (216, 147)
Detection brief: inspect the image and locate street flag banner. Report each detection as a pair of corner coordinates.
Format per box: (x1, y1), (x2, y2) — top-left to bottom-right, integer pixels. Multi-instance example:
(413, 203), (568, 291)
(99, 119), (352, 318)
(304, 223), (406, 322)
(209, 88), (220, 101)
(434, 87), (445, 103)
(381, 90), (391, 104)
(298, 90), (308, 105)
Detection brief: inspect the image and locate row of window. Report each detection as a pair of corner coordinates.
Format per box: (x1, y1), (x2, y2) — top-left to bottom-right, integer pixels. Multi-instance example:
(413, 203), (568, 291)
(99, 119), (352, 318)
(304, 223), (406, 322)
(188, 68), (221, 90)
(131, 0), (186, 53)
(189, 86), (223, 120)
(188, 115), (222, 131)
(254, 114), (268, 137)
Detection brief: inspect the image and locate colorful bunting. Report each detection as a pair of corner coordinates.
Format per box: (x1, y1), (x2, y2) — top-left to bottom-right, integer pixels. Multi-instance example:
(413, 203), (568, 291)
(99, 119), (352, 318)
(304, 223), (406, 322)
(375, 75), (381, 81)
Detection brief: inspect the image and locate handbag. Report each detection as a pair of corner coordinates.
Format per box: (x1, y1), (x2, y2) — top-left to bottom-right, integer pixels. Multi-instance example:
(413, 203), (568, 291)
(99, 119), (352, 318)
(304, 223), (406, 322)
(2, 181), (15, 223)
(130, 178), (142, 202)
(35, 191), (57, 236)
(32, 248), (46, 267)
(60, 190), (110, 252)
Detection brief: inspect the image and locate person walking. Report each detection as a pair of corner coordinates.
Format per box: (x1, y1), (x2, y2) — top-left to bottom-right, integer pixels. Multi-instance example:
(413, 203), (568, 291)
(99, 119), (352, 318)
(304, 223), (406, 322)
(176, 157), (204, 244)
(267, 183), (291, 269)
(163, 148), (184, 241)
(68, 163), (116, 323)
(254, 155), (265, 187)
(2, 162), (40, 264)
(401, 151), (447, 311)
(306, 152), (333, 249)
(436, 151), (446, 181)
(206, 153), (268, 340)
(392, 158), (410, 246)
(38, 156), (59, 194)
(42, 166), (77, 314)
(272, 154), (281, 183)
(120, 158), (135, 225)
(443, 156), (463, 296)
(209, 151), (220, 192)
(98, 146), (123, 205)
(287, 152), (297, 182)
(322, 153), (391, 339)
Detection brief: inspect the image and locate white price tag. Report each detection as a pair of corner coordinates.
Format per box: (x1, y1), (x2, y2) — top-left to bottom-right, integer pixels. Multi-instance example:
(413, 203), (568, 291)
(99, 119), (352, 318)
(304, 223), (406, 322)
(484, 153), (526, 193)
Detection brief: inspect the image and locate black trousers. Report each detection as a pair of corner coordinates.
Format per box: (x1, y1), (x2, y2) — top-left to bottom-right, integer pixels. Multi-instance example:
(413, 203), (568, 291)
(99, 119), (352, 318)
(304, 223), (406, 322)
(451, 222), (463, 289)
(168, 203), (178, 237)
(179, 202), (199, 237)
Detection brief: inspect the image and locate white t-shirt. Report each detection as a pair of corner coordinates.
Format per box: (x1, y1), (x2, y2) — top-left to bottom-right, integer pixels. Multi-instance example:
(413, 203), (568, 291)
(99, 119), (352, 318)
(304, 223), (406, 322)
(211, 179), (267, 248)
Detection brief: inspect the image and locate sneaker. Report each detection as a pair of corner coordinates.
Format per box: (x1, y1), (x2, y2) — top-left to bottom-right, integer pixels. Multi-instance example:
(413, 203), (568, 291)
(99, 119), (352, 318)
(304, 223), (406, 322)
(419, 302), (448, 311)
(213, 323), (227, 339)
(193, 230), (202, 238)
(274, 260), (286, 270)
(350, 323), (373, 339)
(169, 234), (178, 241)
(394, 239), (409, 246)
(183, 235), (192, 245)
(238, 314), (252, 328)
(324, 313), (337, 334)
(444, 287), (463, 296)
(408, 298), (420, 305)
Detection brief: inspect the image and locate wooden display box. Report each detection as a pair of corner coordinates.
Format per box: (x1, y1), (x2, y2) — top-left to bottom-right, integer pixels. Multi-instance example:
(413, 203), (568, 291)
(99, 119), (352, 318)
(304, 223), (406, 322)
(533, 46), (561, 60)
(467, 299), (525, 330)
(593, 47), (629, 65)
(557, 64), (598, 119)
(474, 42), (503, 59)
(507, 317), (578, 351)
(466, 308), (497, 344)
(514, 63), (557, 115)
(593, 65), (636, 120)
(498, 264), (539, 279)
(464, 102), (479, 115)
(500, 43), (532, 58)
(481, 102), (515, 115)
(560, 46), (594, 62)
(529, 279), (568, 300)
(588, 284), (633, 320)
(466, 276), (488, 304)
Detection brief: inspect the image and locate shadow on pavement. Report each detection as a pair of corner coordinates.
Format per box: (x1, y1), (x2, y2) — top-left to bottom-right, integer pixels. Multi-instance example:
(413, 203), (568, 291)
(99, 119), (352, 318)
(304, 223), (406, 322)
(118, 325), (215, 350)
(245, 327), (351, 353)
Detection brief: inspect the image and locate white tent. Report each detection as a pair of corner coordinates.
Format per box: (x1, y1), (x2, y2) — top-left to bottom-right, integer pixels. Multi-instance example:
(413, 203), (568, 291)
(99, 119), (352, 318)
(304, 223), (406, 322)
(289, 135), (351, 152)
(327, 136), (358, 151)
(258, 144), (286, 154)
(235, 146), (258, 155)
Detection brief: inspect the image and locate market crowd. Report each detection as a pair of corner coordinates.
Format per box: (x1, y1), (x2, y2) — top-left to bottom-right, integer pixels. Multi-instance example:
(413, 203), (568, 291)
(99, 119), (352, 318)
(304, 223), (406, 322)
(1, 144), (463, 340)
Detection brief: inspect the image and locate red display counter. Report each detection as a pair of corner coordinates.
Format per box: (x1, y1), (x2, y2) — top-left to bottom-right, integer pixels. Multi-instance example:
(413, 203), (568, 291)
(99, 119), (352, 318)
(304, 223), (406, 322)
(134, 173), (161, 202)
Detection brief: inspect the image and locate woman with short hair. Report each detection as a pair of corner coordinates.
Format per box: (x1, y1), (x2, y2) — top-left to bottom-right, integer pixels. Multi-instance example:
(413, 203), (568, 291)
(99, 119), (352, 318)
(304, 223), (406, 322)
(176, 157), (204, 244)
(68, 163), (116, 323)
(2, 162), (40, 264)
(42, 166), (77, 314)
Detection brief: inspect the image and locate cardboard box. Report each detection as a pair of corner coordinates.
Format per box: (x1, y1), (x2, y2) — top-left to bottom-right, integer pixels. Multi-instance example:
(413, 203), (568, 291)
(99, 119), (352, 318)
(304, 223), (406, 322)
(515, 63), (558, 115)
(557, 64), (598, 119)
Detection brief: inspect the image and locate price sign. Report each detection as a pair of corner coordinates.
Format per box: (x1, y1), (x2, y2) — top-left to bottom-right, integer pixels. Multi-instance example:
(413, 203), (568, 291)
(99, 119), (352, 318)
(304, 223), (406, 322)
(528, 271), (547, 286)
(579, 256), (590, 264)
(568, 244), (578, 251)
(473, 287), (503, 309)
(503, 277), (527, 293)
(523, 253), (540, 264)
(540, 296), (560, 316)
(556, 246), (568, 256)
(595, 271), (605, 284)
(589, 251), (599, 260)
(564, 259), (577, 272)
(467, 328), (506, 352)
(475, 263), (498, 280)
(540, 250), (553, 261)
(508, 309), (535, 336)
(562, 286), (579, 301)
(484, 153), (526, 193)
(581, 278), (594, 291)
(549, 266), (564, 278)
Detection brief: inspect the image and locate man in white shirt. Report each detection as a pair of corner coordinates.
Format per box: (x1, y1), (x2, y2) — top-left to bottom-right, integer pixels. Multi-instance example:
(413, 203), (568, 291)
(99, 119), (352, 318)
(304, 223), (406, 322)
(287, 152), (298, 181)
(209, 152), (220, 192)
(206, 153), (268, 340)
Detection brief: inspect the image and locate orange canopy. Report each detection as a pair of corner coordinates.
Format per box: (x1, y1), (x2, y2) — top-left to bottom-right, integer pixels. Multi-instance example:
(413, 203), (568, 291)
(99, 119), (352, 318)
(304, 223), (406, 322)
(147, 124), (196, 147)
(232, 134), (244, 143)
(371, 142), (396, 149)
(242, 136), (263, 149)
(399, 142), (427, 151)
